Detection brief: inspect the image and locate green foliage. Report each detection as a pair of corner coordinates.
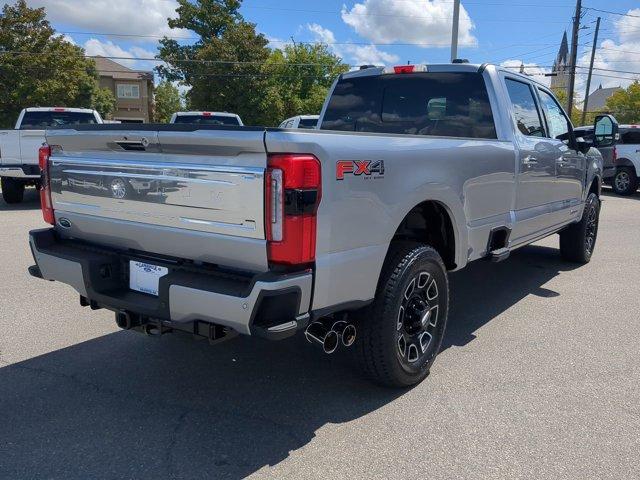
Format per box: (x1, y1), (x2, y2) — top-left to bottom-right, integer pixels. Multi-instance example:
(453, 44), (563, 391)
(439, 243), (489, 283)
(551, 87), (583, 126)
(154, 81), (183, 122)
(605, 82), (640, 124)
(260, 43), (349, 126)
(156, 0), (348, 126)
(157, 0), (270, 125)
(0, 0), (98, 127)
(91, 86), (116, 119)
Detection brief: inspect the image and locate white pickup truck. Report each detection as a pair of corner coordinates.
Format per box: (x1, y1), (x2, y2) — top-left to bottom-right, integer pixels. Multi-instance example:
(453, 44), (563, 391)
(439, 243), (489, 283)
(0, 107), (102, 203)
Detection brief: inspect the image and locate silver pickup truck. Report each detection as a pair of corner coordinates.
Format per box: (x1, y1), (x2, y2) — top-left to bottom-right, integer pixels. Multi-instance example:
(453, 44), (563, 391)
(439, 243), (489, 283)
(28, 63), (617, 387)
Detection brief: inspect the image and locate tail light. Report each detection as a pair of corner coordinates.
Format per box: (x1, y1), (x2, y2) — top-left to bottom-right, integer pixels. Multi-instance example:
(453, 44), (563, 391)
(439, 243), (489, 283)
(265, 154), (321, 266)
(38, 145), (55, 225)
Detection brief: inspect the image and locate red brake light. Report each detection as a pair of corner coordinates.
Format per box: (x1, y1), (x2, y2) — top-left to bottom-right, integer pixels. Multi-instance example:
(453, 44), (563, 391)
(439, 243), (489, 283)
(394, 65), (415, 74)
(202, 112), (212, 116)
(38, 145), (55, 225)
(53, 108), (66, 112)
(265, 154), (321, 266)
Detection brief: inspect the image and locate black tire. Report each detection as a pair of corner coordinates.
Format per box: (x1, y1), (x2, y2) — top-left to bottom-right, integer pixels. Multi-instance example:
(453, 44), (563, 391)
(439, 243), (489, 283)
(355, 242), (449, 387)
(1, 177), (25, 204)
(560, 192), (600, 263)
(611, 167), (638, 196)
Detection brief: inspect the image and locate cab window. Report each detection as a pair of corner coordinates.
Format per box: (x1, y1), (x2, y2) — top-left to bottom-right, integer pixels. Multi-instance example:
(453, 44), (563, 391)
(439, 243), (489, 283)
(504, 79), (545, 137)
(537, 89), (571, 141)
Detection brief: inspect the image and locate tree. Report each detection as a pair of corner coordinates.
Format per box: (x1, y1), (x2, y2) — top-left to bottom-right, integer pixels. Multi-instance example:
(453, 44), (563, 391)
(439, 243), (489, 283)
(91, 86), (117, 119)
(156, 0), (271, 125)
(154, 81), (183, 122)
(260, 43), (349, 126)
(605, 82), (640, 124)
(0, 0), (98, 127)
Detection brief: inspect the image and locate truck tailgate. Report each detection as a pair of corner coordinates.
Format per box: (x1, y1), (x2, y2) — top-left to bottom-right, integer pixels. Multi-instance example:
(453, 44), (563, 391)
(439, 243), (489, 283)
(45, 126), (269, 272)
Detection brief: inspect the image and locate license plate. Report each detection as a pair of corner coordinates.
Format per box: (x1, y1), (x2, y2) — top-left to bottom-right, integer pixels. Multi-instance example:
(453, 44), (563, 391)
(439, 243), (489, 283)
(129, 261), (168, 296)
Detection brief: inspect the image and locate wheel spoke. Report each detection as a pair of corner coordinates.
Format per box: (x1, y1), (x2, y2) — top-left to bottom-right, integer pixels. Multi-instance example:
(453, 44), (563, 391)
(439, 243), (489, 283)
(397, 306), (404, 331)
(397, 334), (407, 358)
(428, 305), (439, 328)
(407, 343), (419, 362)
(426, 279), (438, 301)
(417, 271), (430, 289)
(404, 278), (415, 300)
(418, 331), (432, 353)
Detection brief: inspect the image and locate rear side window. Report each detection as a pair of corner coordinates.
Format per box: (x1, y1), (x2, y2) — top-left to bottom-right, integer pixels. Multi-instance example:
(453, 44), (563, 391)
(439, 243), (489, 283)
(320, 72), (497, 139)
(621, 130), (640, 144)
(298, 118), (318, 129)
(504, 79), (545, 137)
(20, 111), (97, 130)
(173, 115), (241, 126)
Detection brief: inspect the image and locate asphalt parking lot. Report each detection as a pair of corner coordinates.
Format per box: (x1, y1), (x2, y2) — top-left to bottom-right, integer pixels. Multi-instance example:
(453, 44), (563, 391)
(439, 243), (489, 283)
(1, 188), (639, 480)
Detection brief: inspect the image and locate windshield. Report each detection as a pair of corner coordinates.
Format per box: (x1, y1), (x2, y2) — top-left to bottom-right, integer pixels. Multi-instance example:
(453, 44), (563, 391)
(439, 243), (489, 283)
(20, 111), (97, 130)
(173, 115), (241, 126)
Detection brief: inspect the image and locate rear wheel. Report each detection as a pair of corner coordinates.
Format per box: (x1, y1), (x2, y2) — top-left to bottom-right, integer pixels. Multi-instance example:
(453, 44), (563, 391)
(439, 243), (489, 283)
(612, 167), (638, 196)
(1, 177), (25, 204)
(355, 242), (449, 387)
(560, 192), (600, 263)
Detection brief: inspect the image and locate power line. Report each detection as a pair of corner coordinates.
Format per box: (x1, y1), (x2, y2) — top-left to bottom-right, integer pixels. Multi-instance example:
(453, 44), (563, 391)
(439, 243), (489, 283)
(583, 7), (640, 18)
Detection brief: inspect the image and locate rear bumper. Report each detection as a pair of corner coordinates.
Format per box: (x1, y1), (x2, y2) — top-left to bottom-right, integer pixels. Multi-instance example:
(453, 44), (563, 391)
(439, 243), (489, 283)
(29, 228), (312, 339)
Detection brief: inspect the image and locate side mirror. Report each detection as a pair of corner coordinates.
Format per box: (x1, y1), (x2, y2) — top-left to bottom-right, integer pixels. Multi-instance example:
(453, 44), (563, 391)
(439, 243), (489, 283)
(593, 114), (619, 148)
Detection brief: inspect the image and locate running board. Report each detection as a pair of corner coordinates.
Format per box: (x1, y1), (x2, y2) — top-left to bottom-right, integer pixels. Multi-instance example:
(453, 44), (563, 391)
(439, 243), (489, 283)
(488, 247), (510, 263)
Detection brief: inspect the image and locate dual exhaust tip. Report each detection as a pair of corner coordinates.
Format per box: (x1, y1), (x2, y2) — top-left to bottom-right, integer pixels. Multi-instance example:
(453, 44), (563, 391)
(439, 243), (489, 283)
(305, 319), (356, 354)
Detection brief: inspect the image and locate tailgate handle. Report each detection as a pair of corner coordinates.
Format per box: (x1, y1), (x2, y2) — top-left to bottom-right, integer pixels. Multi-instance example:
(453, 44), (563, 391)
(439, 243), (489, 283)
(116, 140), (148, 151)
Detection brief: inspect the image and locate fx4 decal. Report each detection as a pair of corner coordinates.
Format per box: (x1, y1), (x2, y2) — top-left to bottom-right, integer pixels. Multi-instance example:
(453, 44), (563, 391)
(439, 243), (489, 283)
(336, 160), (385, 180)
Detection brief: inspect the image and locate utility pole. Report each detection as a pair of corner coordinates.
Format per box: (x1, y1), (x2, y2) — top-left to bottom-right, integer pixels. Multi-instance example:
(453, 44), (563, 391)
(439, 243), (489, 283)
(450, 0), (460, 62)
(581, 17), (600, 125)
(566, 0), (582, 114)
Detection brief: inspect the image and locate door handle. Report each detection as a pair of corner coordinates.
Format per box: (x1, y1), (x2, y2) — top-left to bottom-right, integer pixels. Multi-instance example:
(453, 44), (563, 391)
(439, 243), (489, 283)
(523, 156), (538, 166)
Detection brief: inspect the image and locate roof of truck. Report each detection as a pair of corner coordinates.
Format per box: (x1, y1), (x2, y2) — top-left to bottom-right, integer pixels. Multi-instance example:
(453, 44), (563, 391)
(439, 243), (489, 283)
(23, 107), (96, 113)
(342, 63), (548, 87)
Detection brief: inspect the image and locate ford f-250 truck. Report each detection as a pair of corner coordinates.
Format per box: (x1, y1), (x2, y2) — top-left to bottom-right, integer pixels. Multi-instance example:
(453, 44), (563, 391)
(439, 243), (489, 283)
(0, 107), (102, 204)
(28, 63), (618, 387)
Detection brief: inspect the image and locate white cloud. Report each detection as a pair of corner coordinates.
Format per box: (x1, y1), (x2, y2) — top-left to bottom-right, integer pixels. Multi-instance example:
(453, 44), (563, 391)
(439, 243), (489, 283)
(341, 0), (476, 48)
(84, 38), (158, 71)
(307, 23), (399, 67)
(575, 9), (640, 95)
(500, 60), (552, 87)
(26, 0), (186, 39)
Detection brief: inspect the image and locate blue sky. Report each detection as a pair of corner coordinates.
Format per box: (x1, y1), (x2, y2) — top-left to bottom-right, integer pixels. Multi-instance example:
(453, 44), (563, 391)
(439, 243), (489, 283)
(20, 0), (640, 99)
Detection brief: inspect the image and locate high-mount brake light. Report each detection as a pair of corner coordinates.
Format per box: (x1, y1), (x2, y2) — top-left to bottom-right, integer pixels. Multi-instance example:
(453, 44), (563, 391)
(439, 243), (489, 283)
(265, 154), (321, 266)
(383, 64), (428, 74)
(202, 112), (212, 116)
(53, 108), (66, 112)
(38, 145), (55, 225)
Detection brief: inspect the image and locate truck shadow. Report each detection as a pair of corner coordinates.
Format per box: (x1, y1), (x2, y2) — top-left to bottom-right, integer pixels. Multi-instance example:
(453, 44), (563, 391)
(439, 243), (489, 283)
(601, 188), (640, 201)
(0, 187), (41, 210)
(0, 245), (577, 479)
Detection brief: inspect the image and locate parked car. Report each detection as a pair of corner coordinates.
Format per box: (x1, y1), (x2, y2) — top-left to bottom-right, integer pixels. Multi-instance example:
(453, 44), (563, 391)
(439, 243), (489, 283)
(574, 124), (640, 195)
(279, 115), (320, 129)
(0, 107), (102, 203)
(169, 111), (243, 126)
(28, 63), (616, 387)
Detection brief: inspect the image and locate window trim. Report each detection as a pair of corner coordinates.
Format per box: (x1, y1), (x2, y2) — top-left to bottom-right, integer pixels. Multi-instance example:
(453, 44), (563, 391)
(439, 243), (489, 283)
(116, 83), (141, 99)
(503, 76), (547, 138)
(535, 86), (574, 142)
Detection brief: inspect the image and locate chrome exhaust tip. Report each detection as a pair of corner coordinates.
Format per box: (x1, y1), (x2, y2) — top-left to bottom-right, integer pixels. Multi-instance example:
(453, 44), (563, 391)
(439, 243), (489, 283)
(305, 321), (340, 354)
(331, 320), (357, 347)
